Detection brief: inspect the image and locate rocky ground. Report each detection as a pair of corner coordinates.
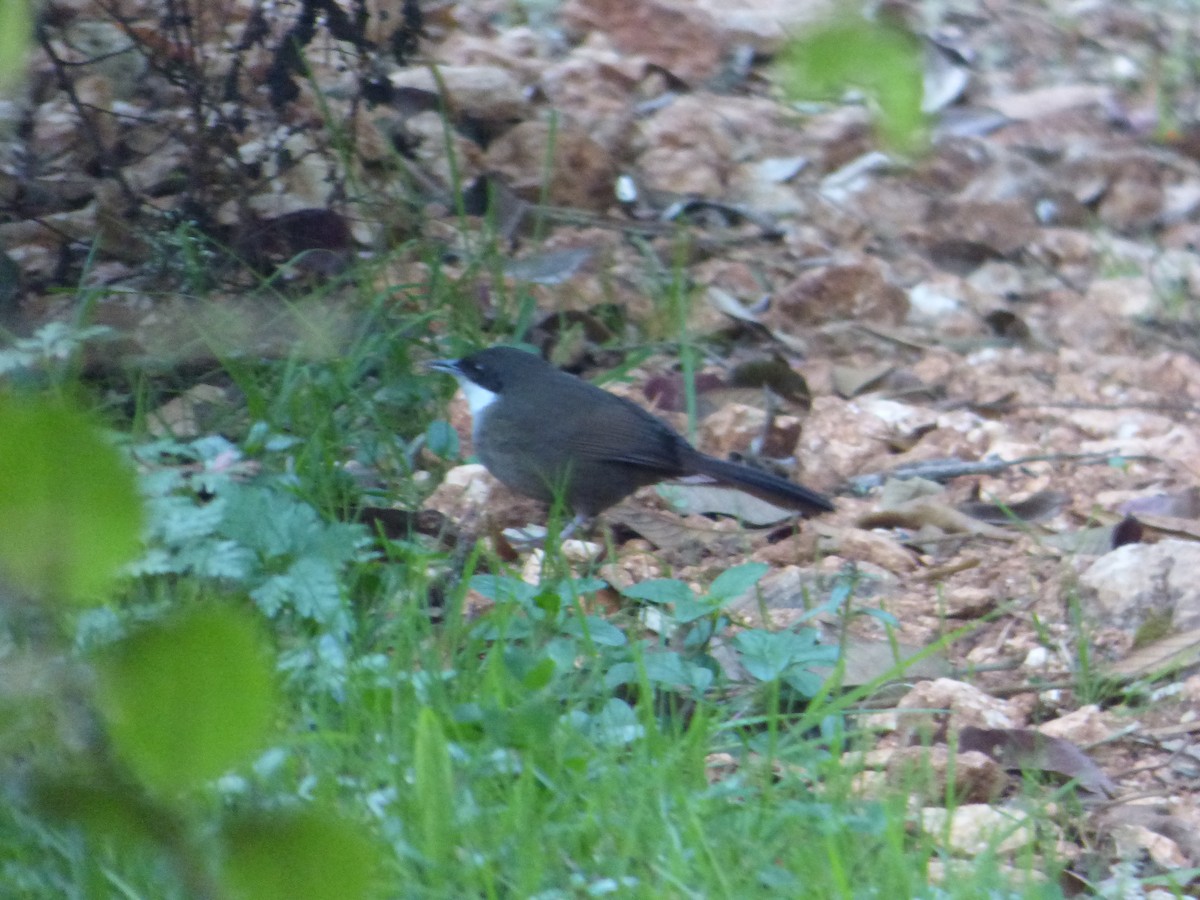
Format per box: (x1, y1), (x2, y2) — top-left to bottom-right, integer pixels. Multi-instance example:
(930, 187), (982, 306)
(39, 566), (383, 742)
(5, 0), (1200, 891)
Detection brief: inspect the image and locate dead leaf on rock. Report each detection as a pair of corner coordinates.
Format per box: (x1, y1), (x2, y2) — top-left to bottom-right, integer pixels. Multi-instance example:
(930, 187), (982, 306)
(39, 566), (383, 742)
(815, 527), (920, 575)
(695, 401), (802, 460)
(705, 285), (766, 328)
(724, 565), (832, 630)
(1040, 524), (1122, 556)
(1038, 705), (1114, 746)
(658, 481), (798, 527)
(957, 490), (1069, 525)
(860, 498), (1018, 541)
(959, 726), (1116, 797)
(503, 246), (596, 284)
(1122, 514), (1200, 542)
(832, 362), (896, 399)
(605, 502), (750, 559)
(1119, 488), (1200, 520)
(1102, 627), (1200, 680)
(640, 370), (725, 413)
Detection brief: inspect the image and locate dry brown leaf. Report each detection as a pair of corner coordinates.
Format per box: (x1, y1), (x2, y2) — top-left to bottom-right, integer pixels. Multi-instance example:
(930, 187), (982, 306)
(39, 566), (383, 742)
(1134, 514), (1200, 541)
(1102, 627), (1200, 680)
(957, 490), (1070, 525)
(1119, 488), (1200, 520)
(503, 246), (595, 285)
(859, 498), (1018, 540)
(658, 482), (796, 526)
(832, 362), (896, 399)
(959, 726), (1116, 797)
(605, 503), (749, 557)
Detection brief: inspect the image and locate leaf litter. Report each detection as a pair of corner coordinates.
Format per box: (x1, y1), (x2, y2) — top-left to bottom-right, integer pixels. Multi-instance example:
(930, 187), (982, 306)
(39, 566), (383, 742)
(6, 0), (1200, 888)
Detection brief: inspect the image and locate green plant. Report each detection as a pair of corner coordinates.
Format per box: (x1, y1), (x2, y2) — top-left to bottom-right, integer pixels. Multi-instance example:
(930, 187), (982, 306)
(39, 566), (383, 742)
(0, 0), (32, 91)
(0, 395), (379, 899)
(774, 14), (927, 153)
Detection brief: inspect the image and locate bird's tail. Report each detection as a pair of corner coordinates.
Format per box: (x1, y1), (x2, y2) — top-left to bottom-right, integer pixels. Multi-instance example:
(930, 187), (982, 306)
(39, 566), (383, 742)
(684, 450), (834, 514)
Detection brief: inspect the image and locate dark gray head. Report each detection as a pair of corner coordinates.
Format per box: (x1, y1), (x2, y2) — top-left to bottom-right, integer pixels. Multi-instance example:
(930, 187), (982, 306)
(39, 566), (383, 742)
(427, 347), (555, 417)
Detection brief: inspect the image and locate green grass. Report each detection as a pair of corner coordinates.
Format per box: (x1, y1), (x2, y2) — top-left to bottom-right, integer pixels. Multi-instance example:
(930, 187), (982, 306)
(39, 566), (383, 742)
(0, 236), (1079, 900)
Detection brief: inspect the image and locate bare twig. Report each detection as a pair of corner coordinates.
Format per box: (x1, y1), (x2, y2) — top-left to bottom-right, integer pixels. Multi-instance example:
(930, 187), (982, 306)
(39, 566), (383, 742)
(845, 451), (1162, 494)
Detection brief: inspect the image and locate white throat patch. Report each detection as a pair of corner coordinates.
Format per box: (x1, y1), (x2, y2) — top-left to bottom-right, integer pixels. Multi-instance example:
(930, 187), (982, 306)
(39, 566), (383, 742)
(456, 377), (499, 418)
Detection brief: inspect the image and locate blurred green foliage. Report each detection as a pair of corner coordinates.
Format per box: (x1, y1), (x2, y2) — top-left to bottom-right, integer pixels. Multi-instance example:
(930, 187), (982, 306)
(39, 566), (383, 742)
(775, 16), (927, 153)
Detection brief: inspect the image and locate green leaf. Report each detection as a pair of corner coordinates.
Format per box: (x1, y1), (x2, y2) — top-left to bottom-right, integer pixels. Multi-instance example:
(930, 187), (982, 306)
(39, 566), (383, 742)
(705, 563), (769, 603)
(413, 707), (455, 869)
(604, 653), (712, 693)
(519, 655), (556, 691)
(222, 808), (377, 900)
(783, 668), (826, 698)
(618, 578), (694, 605)
(0, 397), (142, 603)
(670, 594), (722, 625)
(533, 586), (562, 619)
(96, 605), (275, 795)
(556, 577), (608, 599)
(589, 698), (643, 746)
(32, 775), (165, 848)
(469, 574), (538, 605)
(774, 16), (926, 153)
(0, 0), (32, 92)
(218, 484), (320, 558)
(560, 615), (627, 647)
(665, 563), (767, 624)
(251, 556), (351, 634)
(734, 629), (819, 682)
(425, 419), (459, 459)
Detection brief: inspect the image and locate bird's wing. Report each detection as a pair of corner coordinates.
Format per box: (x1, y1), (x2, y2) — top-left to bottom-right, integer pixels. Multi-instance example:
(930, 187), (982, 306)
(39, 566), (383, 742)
(562, 401), (684, 473)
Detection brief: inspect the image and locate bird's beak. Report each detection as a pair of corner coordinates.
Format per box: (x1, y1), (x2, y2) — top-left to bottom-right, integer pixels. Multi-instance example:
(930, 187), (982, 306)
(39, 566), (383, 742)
(426, 358), (462, 375)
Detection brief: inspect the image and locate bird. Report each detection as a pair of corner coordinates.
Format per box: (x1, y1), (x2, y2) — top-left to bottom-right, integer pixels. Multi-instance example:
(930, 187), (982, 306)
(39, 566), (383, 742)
(428, 346), (834, 525)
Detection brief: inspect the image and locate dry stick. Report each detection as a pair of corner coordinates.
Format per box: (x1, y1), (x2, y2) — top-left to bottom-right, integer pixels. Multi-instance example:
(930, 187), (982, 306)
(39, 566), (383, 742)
(953, 398), (1200, 415)
(845, 451), (1162, 494)
(34, 26), (137, 204)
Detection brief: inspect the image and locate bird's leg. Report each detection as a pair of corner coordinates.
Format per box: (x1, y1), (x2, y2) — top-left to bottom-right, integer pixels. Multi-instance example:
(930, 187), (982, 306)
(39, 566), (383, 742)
(557, 513), (589, 541)
(502, 512), (590, 549)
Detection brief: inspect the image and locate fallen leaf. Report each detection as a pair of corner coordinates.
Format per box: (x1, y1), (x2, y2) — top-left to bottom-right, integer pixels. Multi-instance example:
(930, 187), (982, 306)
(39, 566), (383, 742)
(959, 726), (1116, 796)
(957, 490), (1069, 525)
(1102, 627), (1200, 680)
